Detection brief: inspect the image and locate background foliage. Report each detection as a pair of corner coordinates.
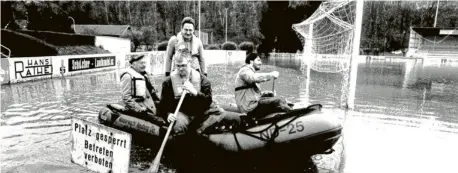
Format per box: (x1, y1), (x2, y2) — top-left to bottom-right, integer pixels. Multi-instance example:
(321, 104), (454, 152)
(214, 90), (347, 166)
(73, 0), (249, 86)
(2, 1), (457, 54)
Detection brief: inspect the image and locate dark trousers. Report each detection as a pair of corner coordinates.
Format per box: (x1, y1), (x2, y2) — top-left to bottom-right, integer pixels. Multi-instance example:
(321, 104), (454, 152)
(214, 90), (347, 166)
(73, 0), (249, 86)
(248, 96), (292, 118)
(173, 102), (228, 135)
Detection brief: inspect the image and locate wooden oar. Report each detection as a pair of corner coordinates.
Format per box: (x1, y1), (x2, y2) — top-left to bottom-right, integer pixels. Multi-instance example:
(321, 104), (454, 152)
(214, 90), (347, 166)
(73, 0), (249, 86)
(272, 78), (277, 97)
(148, 91), (187, 173)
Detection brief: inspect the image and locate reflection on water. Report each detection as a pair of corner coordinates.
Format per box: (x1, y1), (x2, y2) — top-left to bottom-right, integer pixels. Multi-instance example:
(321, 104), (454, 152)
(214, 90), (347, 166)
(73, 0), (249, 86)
(1, 57), (458, 172)
(265, 57), (458, 172)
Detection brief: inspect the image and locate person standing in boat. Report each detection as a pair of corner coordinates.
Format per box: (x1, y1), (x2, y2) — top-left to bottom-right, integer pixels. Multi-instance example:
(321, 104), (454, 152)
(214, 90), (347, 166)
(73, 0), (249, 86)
(120, 54), (161, 122)
(234, 53), (292, 118)
(160, 50), (224, 136)
(164, 17), (207, 77)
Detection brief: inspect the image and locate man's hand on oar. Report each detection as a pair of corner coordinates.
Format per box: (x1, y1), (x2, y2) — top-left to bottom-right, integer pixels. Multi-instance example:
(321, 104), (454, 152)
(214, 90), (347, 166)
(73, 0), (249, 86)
(167, 113), (177, 123)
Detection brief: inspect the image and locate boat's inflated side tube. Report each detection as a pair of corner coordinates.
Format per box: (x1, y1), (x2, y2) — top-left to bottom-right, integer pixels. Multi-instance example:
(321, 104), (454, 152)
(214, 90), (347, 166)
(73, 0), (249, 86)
(206, 104), (342, 152)
(98, 106), (116, 125)
(98, 104), (164, 137)
(112, 113), (163, 136)
(98, 103), (342, 154)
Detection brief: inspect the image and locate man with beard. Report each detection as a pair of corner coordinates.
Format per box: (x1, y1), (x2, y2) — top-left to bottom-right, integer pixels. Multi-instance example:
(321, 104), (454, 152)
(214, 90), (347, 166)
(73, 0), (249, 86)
(234, 53), (292, 118)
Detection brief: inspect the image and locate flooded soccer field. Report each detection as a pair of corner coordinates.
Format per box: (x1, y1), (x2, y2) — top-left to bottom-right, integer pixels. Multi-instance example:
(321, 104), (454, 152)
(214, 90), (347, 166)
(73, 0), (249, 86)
(1, 57), (458, 173)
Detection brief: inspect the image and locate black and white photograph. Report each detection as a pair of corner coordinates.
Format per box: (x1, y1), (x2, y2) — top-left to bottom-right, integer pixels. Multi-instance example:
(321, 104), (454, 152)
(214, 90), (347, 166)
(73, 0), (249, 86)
(1, 0), (458, 173)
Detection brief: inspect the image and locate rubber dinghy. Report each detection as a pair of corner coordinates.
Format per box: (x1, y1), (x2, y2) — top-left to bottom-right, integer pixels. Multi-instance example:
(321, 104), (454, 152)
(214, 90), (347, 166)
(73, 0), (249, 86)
(98, 103), (342, 155)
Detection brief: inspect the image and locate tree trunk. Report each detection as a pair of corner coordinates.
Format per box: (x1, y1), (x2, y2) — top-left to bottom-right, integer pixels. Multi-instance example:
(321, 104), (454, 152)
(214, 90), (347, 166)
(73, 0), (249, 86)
(104, 1), (109, 24)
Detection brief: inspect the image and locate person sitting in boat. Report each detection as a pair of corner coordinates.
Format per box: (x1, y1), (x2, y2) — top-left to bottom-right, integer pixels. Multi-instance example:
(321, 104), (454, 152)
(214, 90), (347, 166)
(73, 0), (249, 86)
(121, 54), (161, 122)
(234, 53), (292, 118)
(160, 50), (225, 136)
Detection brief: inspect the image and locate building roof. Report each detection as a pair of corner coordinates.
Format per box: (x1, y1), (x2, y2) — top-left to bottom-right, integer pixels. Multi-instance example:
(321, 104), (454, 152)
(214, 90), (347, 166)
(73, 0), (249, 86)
(412, 27), (458, 36)
(72, 25), (131, 37)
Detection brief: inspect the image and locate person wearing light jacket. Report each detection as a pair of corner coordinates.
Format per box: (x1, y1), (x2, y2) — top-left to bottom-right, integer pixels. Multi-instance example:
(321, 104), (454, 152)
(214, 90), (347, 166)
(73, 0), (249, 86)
(164, 17), (207, 77)
(234, 53), (292, 118)
(120, 54), (161, 122)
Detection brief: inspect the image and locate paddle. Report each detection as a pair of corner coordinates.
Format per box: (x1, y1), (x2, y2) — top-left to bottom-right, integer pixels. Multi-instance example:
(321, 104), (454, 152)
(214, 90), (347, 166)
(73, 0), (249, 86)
(272, 78), (277, 97)
(148, 91), (187, 173)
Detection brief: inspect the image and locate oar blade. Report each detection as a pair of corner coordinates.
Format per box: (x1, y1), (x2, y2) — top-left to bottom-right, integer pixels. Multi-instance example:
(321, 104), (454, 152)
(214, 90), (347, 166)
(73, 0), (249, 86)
(148, 91), (186, 173)
(148, 155), (161, 173)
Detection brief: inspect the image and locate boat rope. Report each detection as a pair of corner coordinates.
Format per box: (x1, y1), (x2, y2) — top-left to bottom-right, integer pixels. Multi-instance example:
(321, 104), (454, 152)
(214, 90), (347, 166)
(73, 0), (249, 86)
(207, 104), (322, 152)
(233, 132), (243, 151)
(232, 111), (304, 151)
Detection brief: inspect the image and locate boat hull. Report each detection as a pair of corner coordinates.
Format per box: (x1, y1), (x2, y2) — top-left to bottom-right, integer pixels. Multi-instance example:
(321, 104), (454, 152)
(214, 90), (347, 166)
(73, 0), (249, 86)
(98, 103), (342, 155)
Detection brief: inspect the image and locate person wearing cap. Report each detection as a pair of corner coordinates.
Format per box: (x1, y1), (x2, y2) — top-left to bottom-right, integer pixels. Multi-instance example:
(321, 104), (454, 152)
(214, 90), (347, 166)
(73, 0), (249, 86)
(120, 54), (161, 121)
(165, 17), (207, 77)
(234, 53), (292, 118)
(161, 50), (226, 136)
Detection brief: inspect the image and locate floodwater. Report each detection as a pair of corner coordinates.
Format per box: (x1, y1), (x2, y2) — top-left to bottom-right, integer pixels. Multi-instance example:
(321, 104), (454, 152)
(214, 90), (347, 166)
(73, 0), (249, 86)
(1, 56), (458, 173)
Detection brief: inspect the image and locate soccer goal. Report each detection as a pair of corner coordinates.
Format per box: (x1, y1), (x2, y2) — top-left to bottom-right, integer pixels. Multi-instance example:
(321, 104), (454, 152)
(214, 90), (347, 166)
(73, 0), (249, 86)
(293, 0), (363, 109)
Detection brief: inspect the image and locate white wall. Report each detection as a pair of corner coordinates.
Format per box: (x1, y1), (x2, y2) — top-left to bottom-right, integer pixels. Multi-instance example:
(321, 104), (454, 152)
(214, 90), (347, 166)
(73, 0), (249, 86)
(204, 50), (246, 65)
(125, 50), (246, 76)
(124, 51), (166, 76)
(95, 36), (131, 54)
(1, 59), (10, 84)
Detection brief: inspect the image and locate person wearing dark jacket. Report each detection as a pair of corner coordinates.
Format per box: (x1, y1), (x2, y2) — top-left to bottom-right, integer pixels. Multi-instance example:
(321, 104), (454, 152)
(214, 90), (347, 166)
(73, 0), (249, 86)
(160, 50), (224, 135)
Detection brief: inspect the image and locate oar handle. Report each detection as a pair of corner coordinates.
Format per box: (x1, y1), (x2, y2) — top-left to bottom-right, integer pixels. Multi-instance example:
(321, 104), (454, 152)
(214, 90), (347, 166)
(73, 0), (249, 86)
(149, 91), (187, 173)
(173, 91), (187, 116)
(272, 78), (277, 97)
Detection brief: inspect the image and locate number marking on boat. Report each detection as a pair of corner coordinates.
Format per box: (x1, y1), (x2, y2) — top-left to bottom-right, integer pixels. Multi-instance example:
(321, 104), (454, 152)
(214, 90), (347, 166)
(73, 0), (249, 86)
(259, 120), (305, 140)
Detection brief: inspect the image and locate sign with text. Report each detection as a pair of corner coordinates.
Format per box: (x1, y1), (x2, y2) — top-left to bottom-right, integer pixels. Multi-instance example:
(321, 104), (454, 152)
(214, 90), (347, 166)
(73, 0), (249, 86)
(14, 57), (53, 79)
(71, 117), (131, 173)
(440, 30), (458, 35)
(69, 56), (116, 72)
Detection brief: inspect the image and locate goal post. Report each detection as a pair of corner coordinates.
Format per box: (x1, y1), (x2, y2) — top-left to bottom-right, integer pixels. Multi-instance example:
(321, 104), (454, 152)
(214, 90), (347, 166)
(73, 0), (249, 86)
(293, 0), (364, 109)
(347, 0), (363, 109)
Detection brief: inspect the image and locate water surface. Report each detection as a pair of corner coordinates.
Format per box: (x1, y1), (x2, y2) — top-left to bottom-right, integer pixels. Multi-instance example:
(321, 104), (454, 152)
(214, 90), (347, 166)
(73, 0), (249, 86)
(1, 57), (458, 173)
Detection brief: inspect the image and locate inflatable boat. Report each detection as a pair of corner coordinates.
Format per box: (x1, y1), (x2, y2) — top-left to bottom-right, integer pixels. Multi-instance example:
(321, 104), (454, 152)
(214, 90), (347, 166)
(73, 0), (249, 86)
(98, 103), (342, 155)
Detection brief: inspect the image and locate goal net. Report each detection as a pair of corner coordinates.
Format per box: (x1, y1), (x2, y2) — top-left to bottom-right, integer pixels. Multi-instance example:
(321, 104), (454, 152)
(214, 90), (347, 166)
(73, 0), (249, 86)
(293, 0), (360, 108)
(293, 0), (356, 73)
